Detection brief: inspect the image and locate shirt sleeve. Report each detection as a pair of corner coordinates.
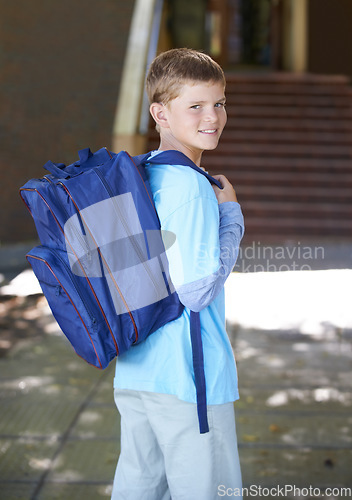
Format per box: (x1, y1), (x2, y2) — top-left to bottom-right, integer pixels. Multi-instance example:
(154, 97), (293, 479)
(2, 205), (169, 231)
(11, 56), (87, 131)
(176, 201), (244, 312)
(160, 180), (244, 312)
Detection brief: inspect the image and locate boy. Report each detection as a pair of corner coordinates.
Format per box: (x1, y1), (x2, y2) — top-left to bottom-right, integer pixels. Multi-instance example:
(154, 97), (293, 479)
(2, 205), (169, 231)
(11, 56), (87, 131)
(111, 48), (244, 499)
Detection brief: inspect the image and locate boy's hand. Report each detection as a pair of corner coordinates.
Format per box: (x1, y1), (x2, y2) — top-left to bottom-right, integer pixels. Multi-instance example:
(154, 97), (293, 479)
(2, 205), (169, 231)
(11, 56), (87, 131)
(212, 174), (238, 204)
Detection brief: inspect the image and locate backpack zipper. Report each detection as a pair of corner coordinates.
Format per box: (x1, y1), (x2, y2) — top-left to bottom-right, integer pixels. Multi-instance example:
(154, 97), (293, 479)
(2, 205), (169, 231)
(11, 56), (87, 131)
(45, 177), (92, 262)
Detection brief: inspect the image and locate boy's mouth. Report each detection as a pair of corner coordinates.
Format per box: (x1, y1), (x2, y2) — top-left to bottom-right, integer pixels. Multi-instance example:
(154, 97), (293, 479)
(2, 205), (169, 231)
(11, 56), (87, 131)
(199, 129), (217, 134)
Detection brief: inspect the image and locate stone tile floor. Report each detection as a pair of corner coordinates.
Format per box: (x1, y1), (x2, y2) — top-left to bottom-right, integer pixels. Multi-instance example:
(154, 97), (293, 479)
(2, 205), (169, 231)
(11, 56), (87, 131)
(1, 293), (352, 499)
(1, 240), (352, 499)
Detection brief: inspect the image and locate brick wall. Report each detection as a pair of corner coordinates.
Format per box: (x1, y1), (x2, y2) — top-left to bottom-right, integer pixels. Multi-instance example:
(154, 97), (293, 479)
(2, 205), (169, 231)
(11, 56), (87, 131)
(0, 0), (135, 243)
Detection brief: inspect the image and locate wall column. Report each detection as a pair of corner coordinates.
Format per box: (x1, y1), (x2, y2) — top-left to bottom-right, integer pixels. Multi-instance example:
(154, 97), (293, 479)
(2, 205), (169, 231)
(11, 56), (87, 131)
(112, 0), (157, 155)
(282, 0), (308, 72)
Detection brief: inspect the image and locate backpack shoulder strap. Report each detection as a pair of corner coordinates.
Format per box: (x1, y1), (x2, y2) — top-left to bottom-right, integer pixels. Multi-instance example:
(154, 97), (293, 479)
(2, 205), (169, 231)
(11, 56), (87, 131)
(140, 150), (222, 189)
(190, 311), (209, 433)
(132, 152), (152, 166)
(140, 149), (214, 433)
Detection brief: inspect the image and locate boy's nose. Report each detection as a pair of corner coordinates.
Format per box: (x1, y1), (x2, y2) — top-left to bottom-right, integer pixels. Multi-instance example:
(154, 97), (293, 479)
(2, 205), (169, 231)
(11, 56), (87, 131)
(204, 108), (218, 122)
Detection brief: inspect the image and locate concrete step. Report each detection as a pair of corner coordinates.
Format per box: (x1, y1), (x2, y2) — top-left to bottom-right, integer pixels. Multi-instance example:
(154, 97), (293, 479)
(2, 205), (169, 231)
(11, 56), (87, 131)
(243, 216), (352, 236)
(205, 142), (352, 158)
(202, 156), (352, 173)
(225, 73), (352, 96)
(225, 82), (352, 96)
(223, 105), (352, 119)
(237, 185), (352, 203)
(217, 129), (352, 145)
(225, 117), (352, 132)
(220, 170), (352, 189)
(241, 201), (352, 219)
(225, 93), (351, 108)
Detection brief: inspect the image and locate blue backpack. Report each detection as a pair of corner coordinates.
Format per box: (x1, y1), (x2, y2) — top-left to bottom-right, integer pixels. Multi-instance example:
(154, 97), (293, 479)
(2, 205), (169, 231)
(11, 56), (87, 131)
(20, 147), (221, 433)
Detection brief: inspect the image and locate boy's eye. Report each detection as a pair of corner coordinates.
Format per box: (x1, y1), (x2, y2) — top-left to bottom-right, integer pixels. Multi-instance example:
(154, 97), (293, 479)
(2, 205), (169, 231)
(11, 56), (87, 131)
(190, 103), (226, 109)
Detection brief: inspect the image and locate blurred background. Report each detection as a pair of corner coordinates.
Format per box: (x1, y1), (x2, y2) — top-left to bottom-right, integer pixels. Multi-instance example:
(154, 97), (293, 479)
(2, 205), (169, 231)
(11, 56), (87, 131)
(0, 0), (352, 498)
(1, 0), (352, 245)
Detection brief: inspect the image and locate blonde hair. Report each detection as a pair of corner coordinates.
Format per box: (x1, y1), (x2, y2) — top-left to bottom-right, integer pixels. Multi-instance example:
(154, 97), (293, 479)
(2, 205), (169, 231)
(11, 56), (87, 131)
(146, 48), (226, 105)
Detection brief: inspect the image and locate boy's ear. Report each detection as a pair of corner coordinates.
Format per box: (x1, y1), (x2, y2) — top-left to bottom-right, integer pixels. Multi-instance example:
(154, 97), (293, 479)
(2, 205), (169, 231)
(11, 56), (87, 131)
(149, 102), (170, 129)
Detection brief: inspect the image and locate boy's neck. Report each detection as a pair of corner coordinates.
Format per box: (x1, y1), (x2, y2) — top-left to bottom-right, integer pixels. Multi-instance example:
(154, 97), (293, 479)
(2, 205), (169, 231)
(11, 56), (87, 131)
(157, 141), (204, 170)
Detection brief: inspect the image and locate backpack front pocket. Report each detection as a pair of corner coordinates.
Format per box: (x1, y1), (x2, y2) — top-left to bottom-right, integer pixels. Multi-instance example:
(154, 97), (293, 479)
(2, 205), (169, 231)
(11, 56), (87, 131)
(26, 245), (115, 368)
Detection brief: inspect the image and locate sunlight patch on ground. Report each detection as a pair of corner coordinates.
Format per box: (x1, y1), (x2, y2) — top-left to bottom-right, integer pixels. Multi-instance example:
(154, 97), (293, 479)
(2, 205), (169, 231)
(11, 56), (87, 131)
(225, 269), (351, 335)
(2, 376), (54, 392)
(0, 269), (42, 296)
(265, 387), (352, 408)
(1, 268), (351, 336)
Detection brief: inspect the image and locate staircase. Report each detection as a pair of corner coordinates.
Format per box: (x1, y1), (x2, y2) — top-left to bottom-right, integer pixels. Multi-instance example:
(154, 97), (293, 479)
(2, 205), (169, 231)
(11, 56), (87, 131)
(147, 72), (352, 243)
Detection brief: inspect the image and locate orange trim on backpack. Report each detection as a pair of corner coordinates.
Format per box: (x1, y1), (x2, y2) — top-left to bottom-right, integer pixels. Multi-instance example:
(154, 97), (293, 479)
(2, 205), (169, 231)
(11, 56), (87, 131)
(58, 182), (139, 345)
(19, 186), (119, 355)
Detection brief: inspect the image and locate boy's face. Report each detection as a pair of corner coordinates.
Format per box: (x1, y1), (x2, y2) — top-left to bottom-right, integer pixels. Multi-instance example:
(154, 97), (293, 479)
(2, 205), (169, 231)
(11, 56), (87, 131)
(156, 81), (227, 165)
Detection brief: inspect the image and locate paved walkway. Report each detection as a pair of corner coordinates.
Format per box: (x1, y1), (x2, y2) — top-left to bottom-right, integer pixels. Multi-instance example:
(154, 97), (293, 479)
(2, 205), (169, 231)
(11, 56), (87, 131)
(233, 326), (352, 497)
(0, 241), (352, 499)
(0, 323), (117, 499)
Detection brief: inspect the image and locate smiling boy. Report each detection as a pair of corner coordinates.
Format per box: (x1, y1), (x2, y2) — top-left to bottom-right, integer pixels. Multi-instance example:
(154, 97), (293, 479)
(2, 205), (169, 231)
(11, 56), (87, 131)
(111, 48), (244, 500)
(150, 80), (227, 166)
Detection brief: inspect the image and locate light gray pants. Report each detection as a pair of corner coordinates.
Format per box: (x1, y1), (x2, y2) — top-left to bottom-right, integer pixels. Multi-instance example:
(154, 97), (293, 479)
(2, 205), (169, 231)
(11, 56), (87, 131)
(111, 389), (242, 500)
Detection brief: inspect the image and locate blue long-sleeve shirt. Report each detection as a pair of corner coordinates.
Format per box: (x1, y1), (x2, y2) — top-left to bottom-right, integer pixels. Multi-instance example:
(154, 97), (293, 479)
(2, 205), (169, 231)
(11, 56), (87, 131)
(114, 155), (244, 405)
